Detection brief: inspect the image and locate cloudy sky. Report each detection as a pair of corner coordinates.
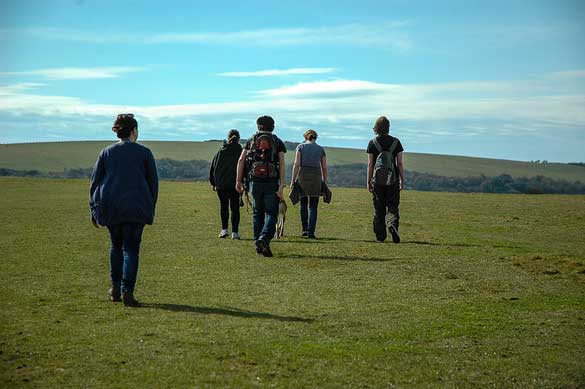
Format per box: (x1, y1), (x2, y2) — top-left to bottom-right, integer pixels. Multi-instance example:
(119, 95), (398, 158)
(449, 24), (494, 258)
(0, 0), (584, 162)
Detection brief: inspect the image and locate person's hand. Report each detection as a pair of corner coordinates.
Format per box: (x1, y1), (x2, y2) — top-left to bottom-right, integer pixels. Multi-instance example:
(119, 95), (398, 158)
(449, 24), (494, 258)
(235, 181), (244, 194)
(91, 217), (100, 229)
(367, 182), (374, 193)
(211, 185), (216, 191)
(276, 186), (284, 200)
(399, 180), (404, 191)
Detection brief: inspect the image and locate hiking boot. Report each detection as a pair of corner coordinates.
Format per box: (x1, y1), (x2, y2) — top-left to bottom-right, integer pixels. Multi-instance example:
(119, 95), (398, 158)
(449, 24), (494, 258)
(231, 232), (240, 240)
(256, 238), (273, 257)
(109, 286), (121, 302)
(122, 292), (140, 307)
(218, 229), (229, 238)
(389, 225), (400, 244)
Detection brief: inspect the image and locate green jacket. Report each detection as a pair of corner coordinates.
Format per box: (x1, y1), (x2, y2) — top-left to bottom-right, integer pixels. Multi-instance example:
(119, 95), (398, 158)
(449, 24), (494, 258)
(209, 141), (242, 190)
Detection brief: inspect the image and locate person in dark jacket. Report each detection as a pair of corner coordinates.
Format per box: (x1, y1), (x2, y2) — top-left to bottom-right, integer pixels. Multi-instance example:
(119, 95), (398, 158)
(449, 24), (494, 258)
(209, 129), (242, 239)
(89, 113), (158, 307)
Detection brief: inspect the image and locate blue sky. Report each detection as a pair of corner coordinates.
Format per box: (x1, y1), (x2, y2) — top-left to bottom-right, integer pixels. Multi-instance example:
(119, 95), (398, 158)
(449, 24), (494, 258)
(0, 0), (584, 162)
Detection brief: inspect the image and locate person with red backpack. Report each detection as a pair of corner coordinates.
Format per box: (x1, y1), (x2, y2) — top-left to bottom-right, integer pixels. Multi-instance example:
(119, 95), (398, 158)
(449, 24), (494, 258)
(236, 115), (287, 257)
(366, 116), (404, 243)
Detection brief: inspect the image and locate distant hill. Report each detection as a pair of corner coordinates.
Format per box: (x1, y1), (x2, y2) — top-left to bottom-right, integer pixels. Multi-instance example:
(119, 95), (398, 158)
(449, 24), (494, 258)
(1, 141), (584, 182)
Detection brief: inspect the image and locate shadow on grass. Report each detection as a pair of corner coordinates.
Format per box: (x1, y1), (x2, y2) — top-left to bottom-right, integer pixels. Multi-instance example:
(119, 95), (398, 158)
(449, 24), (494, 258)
(141, 303), (314, 323)
(283, 253), (399, 262)
(403, 240), (520, 249)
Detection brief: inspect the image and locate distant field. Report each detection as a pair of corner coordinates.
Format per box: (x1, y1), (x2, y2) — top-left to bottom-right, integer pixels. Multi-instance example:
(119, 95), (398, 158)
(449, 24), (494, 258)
(1, 177), (584, 387)
(2, 141), (585, 181)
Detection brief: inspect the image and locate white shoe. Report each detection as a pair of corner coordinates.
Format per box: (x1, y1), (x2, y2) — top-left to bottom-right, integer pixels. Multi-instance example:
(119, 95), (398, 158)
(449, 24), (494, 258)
(231, 232), (240, 240)
(218, 229), (229, 238)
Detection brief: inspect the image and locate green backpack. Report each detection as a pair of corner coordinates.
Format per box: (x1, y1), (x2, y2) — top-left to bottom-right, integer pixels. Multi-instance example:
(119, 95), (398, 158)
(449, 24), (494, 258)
(371, 137), (399, 187)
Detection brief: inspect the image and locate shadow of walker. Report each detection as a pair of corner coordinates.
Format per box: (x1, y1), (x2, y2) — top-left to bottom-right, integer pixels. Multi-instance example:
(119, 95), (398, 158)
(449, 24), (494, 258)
(141, 303), (314, 323)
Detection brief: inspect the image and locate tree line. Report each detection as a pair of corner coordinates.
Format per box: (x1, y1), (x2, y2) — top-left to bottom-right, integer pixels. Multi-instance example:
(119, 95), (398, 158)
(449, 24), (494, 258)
(2, 158), (585, 194)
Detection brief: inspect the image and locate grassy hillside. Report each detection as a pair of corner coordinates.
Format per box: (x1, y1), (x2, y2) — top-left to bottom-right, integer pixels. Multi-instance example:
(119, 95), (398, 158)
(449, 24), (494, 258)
(1, 177), (584, 387)
(1, 141), (585, 182)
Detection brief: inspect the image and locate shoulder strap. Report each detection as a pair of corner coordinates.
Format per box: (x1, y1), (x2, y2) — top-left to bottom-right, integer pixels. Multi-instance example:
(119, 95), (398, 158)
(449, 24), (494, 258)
(372, 138), (383, 154)
(389, 138), (399, 155)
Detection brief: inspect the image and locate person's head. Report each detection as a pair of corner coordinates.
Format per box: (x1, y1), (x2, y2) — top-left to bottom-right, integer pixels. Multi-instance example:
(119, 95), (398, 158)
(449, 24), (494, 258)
(303, 129), (318, 142)
(227, 129), (240, 143)
(112, 113), (138, 140)
(373, 116), (390, 135)
(256, 115), (275, 132)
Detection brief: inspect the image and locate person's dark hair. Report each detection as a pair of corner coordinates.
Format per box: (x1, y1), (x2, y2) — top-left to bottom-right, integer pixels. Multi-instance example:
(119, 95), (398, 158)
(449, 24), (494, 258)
(256, 115), (275, 132)
(227, 129), (240, 143)
(112, 113), (138, 139)
(373, 116), (390, 135)
(303, 129), (318, 141)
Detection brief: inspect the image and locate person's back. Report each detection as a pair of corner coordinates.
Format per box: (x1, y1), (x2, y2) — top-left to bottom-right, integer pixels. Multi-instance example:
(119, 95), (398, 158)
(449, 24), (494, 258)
(97, 141), (157, 226)
(210, 139), (242, 190)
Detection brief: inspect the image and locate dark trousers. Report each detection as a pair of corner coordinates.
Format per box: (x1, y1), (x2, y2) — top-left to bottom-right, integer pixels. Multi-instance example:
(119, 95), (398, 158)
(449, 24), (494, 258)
(250, 180), (279, 242)
(300, 196), (319, 237)
(107, 223), (145, 294)
(217, 188), (240, 232)
(372, 185), (400, 241)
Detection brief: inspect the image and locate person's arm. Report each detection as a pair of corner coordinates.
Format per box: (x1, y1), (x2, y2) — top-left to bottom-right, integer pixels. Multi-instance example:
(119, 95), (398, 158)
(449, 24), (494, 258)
(147, 150), (159, 206)
(396, 151), (404, 191)
(367, 153), (375, 192)
(89, 152), (105, 227)
(290, 150), (301, 186)
(277, 151), (285, 199)
(235, 148), (247, 193)
(209, 152), (217, 189)
(321, 155), (328, 183)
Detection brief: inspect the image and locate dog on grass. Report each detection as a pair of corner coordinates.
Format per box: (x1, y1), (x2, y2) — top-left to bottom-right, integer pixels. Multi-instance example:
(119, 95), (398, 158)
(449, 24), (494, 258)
(276, 198), (288, 239)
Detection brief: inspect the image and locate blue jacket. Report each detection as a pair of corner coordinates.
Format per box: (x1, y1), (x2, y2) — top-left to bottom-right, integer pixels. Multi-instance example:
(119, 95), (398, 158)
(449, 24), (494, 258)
(89, 141), (159, 226)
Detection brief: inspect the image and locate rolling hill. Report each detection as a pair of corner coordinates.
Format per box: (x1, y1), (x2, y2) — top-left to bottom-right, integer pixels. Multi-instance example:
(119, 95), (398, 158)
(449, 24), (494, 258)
(1, 141), (584, 182)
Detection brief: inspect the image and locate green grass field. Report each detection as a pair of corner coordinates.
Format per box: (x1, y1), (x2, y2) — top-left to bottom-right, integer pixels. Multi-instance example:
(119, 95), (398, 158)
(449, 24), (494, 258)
(2, 141), (585, 182)
(1, 177), (584, 387)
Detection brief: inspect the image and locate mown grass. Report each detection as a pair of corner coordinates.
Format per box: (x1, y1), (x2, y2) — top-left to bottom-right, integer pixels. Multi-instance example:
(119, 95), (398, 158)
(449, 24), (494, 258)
(1, 177), (584, 387)
(2, 141), (585, 181)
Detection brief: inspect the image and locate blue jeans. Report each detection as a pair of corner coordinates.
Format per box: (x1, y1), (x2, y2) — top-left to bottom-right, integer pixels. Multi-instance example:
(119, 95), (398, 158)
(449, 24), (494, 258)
(250, 180), (279, 242)
(107, 223), (145, 294)
(300, 196), (319, 237)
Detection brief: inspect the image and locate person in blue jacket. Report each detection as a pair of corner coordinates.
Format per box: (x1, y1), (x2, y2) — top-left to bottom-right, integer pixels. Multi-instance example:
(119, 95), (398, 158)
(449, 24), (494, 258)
(89, 114), (158, 307)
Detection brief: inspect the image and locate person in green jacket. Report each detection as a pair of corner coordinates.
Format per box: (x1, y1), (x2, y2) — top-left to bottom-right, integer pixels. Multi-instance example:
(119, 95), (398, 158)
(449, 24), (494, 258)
(209, 129), (243, 239)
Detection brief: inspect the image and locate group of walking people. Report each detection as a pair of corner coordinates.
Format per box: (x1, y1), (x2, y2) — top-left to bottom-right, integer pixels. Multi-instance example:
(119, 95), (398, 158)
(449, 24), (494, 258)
(89, 114), (404, 306)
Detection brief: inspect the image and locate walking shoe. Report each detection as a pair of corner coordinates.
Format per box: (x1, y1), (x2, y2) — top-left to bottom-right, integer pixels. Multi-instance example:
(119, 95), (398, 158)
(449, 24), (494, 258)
(122, 292), (140, 307)
(389, 224), (400, 243)
(231, 232), (240, 240)
(256, 238), (273, 257)
(109, 286), (121, 302)
(376, 239), (385, 243)
(301, 231), (309, 237)
(218, 229), (229, 238)
(308, 234), (317, 239)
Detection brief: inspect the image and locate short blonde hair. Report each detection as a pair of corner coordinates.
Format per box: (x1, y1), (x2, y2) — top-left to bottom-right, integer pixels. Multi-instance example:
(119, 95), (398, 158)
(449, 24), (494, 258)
(303, 129), (318, 141)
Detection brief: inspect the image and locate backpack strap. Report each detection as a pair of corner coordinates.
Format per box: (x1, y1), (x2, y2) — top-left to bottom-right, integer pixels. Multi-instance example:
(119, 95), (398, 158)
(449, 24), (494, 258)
(389, 138), (399, 155)
(372, 138), (383, 154)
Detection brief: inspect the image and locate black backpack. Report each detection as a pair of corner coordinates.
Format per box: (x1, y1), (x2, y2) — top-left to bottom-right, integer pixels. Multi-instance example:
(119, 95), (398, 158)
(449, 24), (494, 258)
(246, 132), (279, 181)
(371, 137), (399, 186)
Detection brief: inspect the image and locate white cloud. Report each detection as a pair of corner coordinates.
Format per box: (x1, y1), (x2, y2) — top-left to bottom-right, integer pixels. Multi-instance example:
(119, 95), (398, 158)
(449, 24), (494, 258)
(0, 66), (146, 80)
(217, 68), (337, 77)
(0, 75), (584, 147)
(6, 23), (412, 50)
(550, 69), (585, 79)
